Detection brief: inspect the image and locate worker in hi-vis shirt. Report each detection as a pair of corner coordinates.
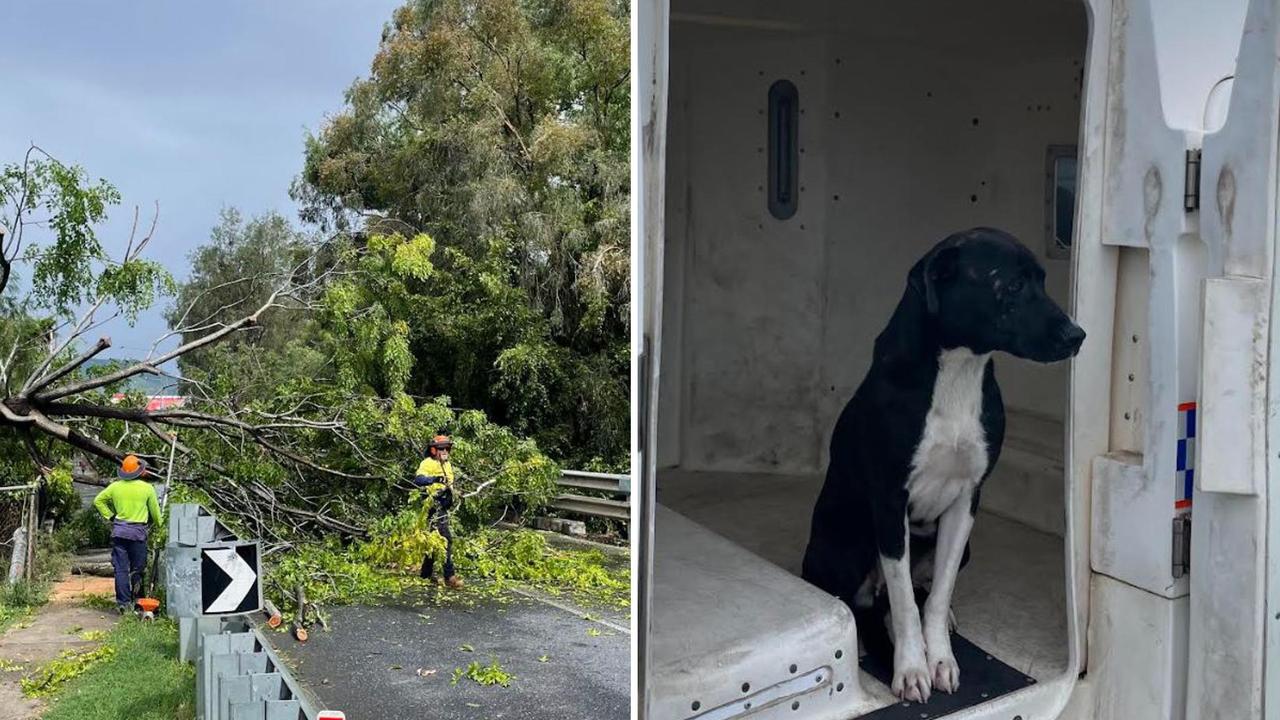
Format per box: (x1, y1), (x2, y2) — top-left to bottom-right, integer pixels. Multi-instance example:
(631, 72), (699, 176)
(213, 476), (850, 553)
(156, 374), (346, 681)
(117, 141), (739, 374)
(414, 434), (464, 589)
(93, 454), (162, 613)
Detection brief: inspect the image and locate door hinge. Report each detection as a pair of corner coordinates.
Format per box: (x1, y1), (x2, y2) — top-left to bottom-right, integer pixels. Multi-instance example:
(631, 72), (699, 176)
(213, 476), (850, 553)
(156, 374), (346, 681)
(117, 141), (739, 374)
(1184, 149), (1202, 212)
(1172, 513), (1192, 579)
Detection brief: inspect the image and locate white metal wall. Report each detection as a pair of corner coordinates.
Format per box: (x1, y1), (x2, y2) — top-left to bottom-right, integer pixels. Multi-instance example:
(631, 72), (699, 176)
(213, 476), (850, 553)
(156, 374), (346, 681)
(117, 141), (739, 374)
(658, 0), (1087, 480)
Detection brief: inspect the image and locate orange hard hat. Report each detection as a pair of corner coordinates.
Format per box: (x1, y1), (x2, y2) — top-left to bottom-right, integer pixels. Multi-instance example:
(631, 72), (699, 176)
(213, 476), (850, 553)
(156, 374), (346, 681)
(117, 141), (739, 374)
(427, 435), (453, 457)
(118, 454), (147, 479)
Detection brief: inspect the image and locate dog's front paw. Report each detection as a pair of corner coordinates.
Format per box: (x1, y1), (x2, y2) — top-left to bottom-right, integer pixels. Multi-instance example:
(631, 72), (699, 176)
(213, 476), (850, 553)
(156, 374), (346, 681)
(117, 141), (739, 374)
(891, 651), (932, 703)
(929, 651), (959, 693)
(925, 633), (959, 693)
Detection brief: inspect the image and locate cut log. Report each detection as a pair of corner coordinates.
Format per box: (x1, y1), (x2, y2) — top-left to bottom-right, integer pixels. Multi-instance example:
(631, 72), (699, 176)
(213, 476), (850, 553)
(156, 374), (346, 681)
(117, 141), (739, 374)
(70, 560), (114, 577)
(262, 600), (282, 628)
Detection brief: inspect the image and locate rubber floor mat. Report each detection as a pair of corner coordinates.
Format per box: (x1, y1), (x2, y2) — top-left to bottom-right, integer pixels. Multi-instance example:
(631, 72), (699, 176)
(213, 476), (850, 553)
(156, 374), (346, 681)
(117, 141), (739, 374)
(856, 633), (1036, 719)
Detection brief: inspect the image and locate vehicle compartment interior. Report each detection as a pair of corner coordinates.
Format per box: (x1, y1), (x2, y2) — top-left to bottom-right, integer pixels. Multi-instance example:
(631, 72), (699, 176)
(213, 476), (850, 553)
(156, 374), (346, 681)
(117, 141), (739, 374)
(655, 0), (1087, 714)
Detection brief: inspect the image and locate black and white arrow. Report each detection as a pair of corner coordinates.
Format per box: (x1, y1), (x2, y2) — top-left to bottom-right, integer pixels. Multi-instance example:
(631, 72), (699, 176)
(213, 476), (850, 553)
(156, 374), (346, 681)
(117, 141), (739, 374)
(205, 547), (257, 613)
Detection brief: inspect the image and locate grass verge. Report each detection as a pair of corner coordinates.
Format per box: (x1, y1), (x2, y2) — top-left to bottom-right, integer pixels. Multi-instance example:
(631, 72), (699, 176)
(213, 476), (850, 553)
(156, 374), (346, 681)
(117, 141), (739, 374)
(38, 618), (194, 720)
(0, 579), (52, 634)
(0, 528), (73, 634)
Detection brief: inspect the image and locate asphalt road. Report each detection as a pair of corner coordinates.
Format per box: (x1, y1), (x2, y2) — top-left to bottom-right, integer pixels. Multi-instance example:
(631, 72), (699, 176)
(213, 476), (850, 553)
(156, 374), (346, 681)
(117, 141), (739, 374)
(268, 585), (629, 720)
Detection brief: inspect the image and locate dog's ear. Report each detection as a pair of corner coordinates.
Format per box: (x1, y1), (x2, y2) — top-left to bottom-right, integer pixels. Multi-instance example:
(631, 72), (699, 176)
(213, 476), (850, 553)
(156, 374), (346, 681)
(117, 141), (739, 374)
(912, 244), (959, 315)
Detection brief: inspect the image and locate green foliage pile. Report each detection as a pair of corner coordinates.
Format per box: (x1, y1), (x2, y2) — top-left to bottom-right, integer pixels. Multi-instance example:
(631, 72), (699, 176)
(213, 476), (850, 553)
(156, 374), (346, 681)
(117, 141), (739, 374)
(269, 539), (418, 613)
(454, 528), (629, 607)
(21, 644), (117, 698)
(44, 467), (79, 525)
(269, 523), (628, 617)
(452, 658), (514, 687)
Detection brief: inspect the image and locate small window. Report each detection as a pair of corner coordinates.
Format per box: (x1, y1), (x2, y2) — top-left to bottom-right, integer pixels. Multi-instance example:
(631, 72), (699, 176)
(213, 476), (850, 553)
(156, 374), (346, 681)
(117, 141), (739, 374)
(1045, 145), (1077, 259)
(768, 80), (799, 220)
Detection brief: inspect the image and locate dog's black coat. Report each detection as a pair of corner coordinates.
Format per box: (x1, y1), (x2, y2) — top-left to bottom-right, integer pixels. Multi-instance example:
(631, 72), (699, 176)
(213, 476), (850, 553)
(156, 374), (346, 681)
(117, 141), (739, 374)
(801, 227), (1084, 667)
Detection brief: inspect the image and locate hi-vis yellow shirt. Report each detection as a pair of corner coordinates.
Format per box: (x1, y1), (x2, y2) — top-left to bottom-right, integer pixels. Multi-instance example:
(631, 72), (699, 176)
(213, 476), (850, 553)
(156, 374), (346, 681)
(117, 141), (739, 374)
(93, 479), (161, 525)
(414, 458), (455, 488)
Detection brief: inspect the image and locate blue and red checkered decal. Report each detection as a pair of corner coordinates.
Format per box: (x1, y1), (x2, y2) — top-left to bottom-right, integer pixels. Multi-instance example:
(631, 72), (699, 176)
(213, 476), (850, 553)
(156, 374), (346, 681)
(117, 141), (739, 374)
(1175, 402), (1195, 509)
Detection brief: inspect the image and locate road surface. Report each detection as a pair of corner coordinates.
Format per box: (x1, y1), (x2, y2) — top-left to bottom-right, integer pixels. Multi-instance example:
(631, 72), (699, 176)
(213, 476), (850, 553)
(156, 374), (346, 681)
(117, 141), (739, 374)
(268, 583), (629, 719)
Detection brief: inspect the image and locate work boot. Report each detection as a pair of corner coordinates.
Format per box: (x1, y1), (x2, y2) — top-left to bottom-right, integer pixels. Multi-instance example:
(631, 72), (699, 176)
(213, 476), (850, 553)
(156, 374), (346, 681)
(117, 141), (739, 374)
(445, 575), (465, 590)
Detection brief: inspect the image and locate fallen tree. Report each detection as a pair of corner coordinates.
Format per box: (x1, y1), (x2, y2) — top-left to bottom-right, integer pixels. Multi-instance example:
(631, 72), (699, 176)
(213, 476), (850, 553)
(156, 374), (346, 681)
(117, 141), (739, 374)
(0, 148), (559, 546)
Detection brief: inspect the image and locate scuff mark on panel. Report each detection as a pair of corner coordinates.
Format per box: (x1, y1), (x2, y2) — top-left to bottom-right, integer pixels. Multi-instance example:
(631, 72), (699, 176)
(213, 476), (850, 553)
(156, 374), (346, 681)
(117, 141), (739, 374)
(1216, 166), (1236, 239)
(1142, 166), (1162, 241)
(1106, 0), (1131, 165)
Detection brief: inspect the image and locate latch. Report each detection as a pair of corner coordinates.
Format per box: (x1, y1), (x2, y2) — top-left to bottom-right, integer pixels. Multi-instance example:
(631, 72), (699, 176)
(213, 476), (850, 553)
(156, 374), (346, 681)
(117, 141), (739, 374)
(1184, 149), (1202, 211)
(1172, 514), (1192, 579)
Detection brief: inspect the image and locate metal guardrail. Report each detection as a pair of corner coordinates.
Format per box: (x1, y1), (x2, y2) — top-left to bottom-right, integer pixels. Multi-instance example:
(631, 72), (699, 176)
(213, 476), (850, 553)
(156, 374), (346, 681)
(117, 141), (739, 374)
(166, 504), (330, 720)
(550, 470), (631, 523)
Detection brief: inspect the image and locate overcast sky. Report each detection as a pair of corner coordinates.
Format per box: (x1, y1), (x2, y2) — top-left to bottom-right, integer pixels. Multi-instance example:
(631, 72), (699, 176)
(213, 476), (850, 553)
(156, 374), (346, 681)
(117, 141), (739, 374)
(0, 1), (401, 360)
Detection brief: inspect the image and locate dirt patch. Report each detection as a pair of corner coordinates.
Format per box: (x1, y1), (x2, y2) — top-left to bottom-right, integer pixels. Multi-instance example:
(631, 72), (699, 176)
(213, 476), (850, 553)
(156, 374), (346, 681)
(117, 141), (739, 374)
(49, 575), (115, 603)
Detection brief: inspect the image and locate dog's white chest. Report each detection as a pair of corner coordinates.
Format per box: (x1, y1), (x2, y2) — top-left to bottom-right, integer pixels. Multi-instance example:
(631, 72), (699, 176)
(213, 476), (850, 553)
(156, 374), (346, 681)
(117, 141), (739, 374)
(907, 348), (991, 522)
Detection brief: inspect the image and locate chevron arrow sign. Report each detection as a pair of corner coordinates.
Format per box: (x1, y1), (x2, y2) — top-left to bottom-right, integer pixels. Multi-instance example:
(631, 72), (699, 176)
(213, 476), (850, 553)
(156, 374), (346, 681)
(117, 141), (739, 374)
(200, 543), (261, 615)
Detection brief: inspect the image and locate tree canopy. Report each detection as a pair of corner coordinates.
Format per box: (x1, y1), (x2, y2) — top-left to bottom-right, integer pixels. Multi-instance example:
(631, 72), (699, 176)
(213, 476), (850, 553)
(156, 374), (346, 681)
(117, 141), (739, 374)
(294, 0), (630, 469)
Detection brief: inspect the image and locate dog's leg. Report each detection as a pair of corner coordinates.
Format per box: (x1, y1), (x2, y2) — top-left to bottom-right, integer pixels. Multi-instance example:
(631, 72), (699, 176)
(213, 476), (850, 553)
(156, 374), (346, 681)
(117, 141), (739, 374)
(880, 518), (931, 703)
(922, 490), (975, 693)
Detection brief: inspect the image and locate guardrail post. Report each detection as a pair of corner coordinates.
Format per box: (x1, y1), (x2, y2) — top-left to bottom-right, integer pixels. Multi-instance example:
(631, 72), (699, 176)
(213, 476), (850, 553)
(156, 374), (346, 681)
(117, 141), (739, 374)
(265, 700), (302, 720)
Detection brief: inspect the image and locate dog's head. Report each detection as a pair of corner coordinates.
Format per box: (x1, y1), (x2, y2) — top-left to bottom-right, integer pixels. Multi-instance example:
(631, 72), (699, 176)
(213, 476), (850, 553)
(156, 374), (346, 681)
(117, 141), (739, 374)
(909, 227), (1085, 362)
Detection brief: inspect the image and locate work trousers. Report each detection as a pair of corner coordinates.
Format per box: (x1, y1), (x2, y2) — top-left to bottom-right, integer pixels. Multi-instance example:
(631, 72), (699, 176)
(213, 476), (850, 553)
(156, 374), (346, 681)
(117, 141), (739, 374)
(419, 509), (455, 580)
(111, 537), (147, 609)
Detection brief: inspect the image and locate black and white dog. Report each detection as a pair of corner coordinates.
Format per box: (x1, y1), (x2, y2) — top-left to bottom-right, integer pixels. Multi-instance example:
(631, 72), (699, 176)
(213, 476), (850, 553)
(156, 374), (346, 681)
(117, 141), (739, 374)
(801, 227), (1084, 703)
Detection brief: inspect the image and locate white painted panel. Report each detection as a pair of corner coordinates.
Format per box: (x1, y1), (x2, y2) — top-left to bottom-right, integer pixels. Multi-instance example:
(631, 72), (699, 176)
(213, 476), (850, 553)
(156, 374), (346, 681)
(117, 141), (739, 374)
(1191, 0), (1280, 715)
(1090, 451), (1187, 598)
(1197, 277), (1266, 496)
(638, 0), (672, 713)
(1064, 0), (1121, 680)
(650, 506), (871, 720)
(1079, 574), (1189, 720)
(1186, 494), (1266, 720)
(1099, 0), (1190, 250)
(658, 34), (690, 470)
(817, 33), (1084, 460)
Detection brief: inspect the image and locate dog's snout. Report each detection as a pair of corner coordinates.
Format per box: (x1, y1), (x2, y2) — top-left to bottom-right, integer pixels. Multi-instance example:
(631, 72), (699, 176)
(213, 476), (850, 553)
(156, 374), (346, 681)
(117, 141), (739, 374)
(1059, 323), (1085, 354)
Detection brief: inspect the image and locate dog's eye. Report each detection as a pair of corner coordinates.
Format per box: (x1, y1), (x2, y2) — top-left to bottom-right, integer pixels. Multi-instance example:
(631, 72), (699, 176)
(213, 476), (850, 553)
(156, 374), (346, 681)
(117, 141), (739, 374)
(1007, 279), (1025, 294)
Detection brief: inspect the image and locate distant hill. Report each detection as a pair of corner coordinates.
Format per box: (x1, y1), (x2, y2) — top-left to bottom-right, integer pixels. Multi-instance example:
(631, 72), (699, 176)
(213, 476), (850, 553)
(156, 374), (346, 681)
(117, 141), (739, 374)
(82, 358), (182, 395)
